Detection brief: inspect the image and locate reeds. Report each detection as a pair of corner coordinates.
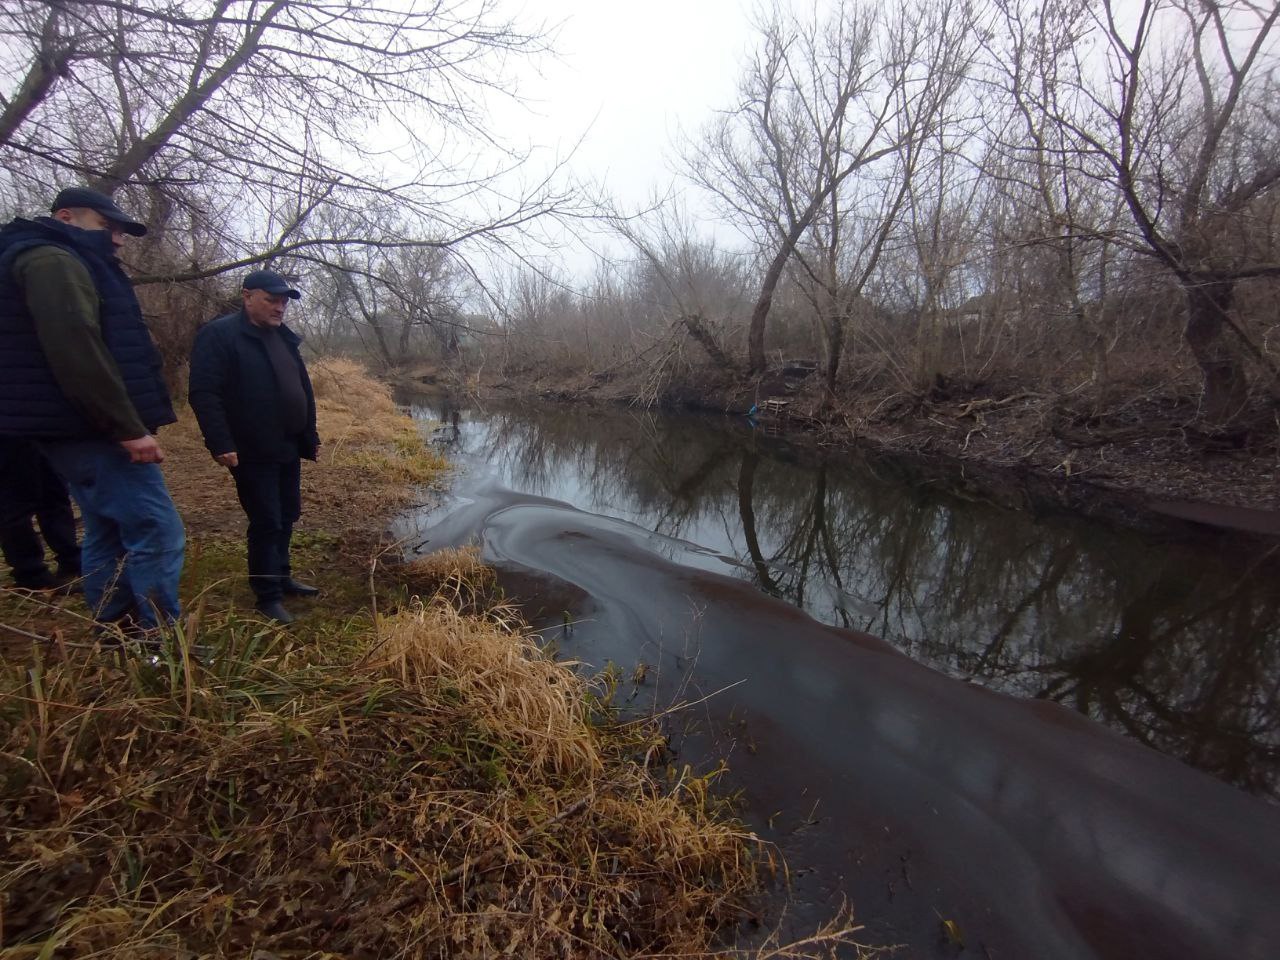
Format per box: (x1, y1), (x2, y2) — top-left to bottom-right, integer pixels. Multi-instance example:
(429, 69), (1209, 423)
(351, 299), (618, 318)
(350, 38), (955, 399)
(0, 575), (763, 958)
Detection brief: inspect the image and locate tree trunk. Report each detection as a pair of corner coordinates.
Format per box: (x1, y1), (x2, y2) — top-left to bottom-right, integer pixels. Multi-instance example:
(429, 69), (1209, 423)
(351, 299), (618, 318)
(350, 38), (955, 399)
(823, 310), (844, 400)
(747, 221), (810, 375)
(736, 448), (779, 596)
(0, 11), (73, 148)
(397, 317), (412, 358)
(1183, 278), (1247, 425)
(366, 315), (394, 370)
(682, 314), (734, 370)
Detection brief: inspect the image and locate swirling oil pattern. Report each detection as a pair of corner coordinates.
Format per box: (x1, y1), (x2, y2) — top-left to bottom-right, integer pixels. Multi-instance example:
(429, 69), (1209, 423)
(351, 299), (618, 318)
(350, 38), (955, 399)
(396, 398), (1280, 960)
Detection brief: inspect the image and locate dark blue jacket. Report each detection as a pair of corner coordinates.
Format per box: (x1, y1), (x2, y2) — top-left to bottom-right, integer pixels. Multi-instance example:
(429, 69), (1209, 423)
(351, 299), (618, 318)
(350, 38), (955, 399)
(0, 217), (175, 438)
(188, 310), (319, 463)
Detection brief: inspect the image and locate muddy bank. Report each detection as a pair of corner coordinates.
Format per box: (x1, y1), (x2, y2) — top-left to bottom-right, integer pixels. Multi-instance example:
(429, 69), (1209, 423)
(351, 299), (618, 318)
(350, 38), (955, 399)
(400, 480), (1280, 960)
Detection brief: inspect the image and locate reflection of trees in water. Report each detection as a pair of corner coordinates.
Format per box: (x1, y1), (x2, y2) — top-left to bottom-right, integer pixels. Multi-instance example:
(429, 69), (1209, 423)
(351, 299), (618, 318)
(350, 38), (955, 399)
(1035, 570), (1280, 797)
(477, 408), (744, 534)
(463, 404), (1280, 799)
(738, 447), (1280, 798)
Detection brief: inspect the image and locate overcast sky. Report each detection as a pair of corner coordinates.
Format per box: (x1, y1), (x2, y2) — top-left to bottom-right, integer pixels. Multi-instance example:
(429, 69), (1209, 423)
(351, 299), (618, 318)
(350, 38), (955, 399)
(507, 0), (759, 210)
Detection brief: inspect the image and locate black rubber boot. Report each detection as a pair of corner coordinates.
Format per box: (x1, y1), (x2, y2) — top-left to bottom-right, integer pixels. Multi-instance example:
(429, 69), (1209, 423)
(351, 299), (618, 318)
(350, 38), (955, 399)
(12, 567), (60, 591)
(256, 599), (295, 624)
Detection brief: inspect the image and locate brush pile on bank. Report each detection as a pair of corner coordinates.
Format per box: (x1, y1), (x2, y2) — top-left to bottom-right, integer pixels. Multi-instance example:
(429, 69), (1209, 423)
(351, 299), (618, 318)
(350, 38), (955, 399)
(0, 562), (761, 957)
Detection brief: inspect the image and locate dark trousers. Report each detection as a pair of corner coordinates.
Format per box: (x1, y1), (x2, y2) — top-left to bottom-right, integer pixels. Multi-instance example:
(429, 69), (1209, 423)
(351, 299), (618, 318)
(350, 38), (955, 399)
(230, 459), (301, 602)
(0, 437), (80, 586)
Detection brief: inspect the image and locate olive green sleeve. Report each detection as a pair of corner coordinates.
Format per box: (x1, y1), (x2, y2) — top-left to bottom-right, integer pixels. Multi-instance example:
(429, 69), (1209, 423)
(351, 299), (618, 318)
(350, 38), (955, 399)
(12, 246), (148, 441)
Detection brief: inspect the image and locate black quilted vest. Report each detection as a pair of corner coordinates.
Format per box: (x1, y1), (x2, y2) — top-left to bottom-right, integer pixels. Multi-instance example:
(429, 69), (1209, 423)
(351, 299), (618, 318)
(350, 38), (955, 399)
(0, 217), (175, 438)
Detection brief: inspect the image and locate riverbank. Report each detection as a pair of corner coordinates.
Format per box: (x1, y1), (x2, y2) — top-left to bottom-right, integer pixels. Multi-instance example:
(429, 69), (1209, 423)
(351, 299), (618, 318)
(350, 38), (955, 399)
(391, 398), (1280, 960)
(412, 359), (1280, 540)
(0, 362), (861, 958)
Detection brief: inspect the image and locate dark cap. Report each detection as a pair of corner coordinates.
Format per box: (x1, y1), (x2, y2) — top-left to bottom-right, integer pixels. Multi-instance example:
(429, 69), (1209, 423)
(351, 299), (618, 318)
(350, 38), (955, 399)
(242, 269), (301, 300)
(51, 186), (148, 237)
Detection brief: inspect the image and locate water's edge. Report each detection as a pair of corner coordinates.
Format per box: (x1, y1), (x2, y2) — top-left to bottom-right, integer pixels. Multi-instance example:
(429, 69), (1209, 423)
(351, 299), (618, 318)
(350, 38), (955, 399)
(397, 396), (1280, 960)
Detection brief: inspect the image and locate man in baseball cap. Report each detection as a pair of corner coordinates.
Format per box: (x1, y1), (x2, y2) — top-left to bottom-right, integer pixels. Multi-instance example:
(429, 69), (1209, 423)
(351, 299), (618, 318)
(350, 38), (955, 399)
(0, 186), (184, 634)
(50, 186), (149, 237)
(241, 268), (301, 299)
(188, 268), (320, 624)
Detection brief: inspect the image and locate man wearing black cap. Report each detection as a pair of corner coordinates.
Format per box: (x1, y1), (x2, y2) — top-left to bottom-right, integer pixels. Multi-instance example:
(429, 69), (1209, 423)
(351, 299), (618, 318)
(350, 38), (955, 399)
(188, 270), (320, 623)
(0, 186), (184, 631)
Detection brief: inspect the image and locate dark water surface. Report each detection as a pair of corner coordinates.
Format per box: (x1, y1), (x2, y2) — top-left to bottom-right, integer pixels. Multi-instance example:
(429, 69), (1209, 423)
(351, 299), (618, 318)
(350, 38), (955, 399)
(396, 397), (1280, 960)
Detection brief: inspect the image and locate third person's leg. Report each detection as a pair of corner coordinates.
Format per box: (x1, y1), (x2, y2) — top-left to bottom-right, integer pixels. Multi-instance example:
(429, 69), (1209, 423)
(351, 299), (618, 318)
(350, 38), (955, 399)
(33, 451), (80, 581)
(0, 438), (56, 589)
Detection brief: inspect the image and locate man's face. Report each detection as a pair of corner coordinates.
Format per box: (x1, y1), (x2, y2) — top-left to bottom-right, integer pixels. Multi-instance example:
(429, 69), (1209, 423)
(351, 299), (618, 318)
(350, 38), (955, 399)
(54, 207), (126, 250)
(242, 288), (290, 328)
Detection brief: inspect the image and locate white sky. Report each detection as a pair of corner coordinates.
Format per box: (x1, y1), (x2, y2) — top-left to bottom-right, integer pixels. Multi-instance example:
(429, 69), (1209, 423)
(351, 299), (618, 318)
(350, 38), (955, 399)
(507, 0), (759, 209)
(469, 0), (777, 275)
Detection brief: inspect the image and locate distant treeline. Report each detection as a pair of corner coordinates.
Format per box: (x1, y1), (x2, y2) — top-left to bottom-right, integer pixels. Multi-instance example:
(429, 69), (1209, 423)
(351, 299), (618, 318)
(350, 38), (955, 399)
(489, 0), (1280, 424)
(3, 1), (1277, 423)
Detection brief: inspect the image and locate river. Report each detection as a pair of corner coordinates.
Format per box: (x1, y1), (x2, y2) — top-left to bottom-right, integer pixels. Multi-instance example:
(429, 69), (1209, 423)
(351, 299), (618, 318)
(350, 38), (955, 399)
(395, 396), (1280, 960)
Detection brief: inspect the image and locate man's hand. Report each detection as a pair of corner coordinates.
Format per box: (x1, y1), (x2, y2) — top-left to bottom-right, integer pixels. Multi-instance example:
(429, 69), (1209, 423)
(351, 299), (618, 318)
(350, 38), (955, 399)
(120, 435), (164, 464)
(215, 451), (239, 468)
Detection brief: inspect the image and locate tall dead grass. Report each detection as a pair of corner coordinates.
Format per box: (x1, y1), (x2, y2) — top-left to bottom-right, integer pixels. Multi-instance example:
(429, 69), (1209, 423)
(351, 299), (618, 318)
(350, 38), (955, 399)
(378, 599), (599, 778)
(310, 355), (408, 447)
(0, 572), (758, 958)
(309, 357), (448, 487)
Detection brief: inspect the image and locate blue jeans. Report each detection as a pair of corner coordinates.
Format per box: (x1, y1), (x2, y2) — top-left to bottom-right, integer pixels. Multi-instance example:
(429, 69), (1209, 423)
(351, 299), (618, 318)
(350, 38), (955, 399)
(39, 440), (185, 628)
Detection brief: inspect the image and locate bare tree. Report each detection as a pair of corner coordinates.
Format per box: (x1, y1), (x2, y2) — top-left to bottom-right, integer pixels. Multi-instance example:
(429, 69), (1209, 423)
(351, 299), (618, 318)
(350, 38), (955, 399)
(387, 245), (468, 361)
(0, 0), (574, 298)
(1013, 0), (1280, 422)
(609, 198), (751, 372)
(295, 199), (473, 369)
(791, 0), (978, 398)
(684, 0), (976, 377)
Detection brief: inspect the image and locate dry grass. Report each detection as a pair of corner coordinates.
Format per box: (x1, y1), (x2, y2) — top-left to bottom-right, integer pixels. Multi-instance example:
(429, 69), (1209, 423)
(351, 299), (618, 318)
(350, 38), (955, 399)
(0, 580), (760, 958)
(311, 358), (448, 488)
(377, 596), (599, 778)
(401, 546), (495, 592)
(310, 357), (403, 441)
(399, 547), (497, 616)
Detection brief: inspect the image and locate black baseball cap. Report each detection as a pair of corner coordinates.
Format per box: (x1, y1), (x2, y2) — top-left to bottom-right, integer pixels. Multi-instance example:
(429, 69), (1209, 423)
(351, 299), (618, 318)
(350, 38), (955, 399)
(242, 269), (301, 299)
(50, 186), (148, 237)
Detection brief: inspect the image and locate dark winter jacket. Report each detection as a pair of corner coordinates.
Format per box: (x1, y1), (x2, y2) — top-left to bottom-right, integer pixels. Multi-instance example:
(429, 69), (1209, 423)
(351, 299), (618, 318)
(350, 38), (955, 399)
(188, 309), (319, 463)
(0, 217), (175, 438)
